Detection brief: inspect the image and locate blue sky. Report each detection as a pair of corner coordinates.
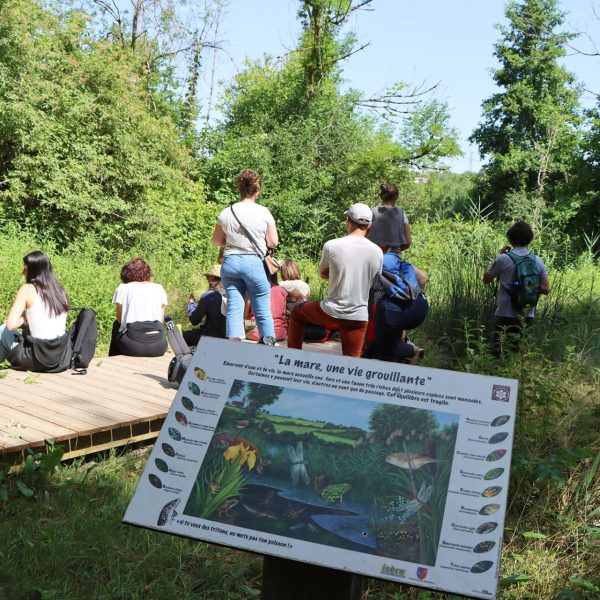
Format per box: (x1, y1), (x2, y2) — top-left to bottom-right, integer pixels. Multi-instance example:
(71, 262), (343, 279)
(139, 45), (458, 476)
(251, 386), (460, 431)
(201, 0), (600, 172)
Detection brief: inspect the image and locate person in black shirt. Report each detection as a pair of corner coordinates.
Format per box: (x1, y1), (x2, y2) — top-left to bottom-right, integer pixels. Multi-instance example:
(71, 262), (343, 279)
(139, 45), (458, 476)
(183, 265), (226, 346)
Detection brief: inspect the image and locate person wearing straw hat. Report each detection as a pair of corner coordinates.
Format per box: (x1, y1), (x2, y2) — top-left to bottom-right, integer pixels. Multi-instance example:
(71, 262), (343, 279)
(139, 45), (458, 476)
(183, 264), (227, 346)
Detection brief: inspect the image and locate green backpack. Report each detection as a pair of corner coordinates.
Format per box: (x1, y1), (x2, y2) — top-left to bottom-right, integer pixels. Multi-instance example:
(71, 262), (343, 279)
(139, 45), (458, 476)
(506, 251), (540, 310)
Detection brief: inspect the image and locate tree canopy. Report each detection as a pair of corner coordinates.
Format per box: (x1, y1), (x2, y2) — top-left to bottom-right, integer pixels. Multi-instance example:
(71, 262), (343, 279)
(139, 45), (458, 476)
(470, 0), (581, 225)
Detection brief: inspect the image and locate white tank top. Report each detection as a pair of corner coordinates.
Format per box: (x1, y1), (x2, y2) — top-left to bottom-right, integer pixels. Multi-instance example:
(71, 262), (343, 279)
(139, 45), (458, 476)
(26, 289), (67, 339)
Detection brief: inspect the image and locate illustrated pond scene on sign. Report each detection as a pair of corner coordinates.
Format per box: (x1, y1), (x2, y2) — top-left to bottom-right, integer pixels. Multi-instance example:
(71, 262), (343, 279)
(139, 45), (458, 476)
(181, 379), (459, 566)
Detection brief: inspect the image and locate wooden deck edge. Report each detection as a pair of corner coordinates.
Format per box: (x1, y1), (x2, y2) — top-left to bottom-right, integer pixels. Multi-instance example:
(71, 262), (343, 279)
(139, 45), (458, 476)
(1, 416), (165, 466)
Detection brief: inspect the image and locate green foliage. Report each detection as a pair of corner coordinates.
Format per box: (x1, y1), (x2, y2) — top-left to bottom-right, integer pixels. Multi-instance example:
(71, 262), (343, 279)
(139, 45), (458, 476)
(0, 442), (65, 501)
(185, 454), (247, 519)
(470, 0), (581, 223)
(0, 0), (209, 258)
(200, 11), (460, 258)
(369, 405), (438, 445)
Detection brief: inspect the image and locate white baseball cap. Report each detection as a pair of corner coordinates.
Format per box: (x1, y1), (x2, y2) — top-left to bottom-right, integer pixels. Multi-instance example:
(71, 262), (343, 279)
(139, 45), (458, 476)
(344, 203), (373, 225)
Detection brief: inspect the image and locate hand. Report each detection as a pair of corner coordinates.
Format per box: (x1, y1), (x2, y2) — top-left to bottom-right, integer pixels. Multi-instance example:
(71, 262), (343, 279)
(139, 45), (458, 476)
(500, 245), (511, 254)
(188, 294), (195, 302)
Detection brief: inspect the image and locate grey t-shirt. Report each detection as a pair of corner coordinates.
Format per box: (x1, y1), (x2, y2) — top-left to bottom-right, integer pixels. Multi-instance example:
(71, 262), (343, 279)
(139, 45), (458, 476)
(486, 247), (547, 318)
(319, 236), (383, 321)
(217, 201), (275, 256)
(366, 205), (409, 248)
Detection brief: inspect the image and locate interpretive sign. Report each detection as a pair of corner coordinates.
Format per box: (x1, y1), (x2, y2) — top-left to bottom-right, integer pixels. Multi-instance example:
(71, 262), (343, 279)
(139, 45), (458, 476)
(124, 337), (518, 599)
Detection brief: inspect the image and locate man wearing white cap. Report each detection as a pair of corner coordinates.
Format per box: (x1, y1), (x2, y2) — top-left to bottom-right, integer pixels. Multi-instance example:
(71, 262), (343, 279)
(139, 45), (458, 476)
(287, 203), (383, 357)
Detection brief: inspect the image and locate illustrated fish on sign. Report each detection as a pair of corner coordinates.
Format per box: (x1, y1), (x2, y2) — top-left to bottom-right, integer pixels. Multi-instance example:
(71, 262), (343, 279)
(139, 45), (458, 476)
(235, 420), (251, 430)
(479, 503), (500, 516)
(288, 441), (309, 485)
(385, 452), (438, 470)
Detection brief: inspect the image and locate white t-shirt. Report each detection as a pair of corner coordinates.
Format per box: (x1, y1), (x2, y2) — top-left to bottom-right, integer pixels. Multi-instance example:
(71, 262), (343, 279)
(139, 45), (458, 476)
(280, 279), (310, 300)
(26, 289), (67, 339)
(112, 282), (168, 331)
(217, 201), (275, 256)
(319, 236), (383, 321)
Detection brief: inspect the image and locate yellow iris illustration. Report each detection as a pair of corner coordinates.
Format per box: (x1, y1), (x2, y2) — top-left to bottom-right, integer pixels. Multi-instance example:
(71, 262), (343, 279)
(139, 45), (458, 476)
(223, 442), (257, 470)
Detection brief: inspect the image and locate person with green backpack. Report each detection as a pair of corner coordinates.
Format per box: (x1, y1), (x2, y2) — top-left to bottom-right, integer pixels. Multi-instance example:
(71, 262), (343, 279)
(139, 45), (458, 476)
(483, 220), (550, 356)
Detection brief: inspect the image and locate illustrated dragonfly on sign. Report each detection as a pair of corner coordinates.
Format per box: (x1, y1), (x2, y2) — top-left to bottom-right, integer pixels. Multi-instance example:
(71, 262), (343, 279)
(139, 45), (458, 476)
(397, 482), (432, 523)
(288, 441), (309, 485)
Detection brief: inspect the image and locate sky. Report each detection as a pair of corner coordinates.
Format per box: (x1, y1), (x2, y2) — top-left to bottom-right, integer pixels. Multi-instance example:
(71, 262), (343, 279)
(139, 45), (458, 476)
(248, 387), (460, 431)
(199, 0), (600, 173)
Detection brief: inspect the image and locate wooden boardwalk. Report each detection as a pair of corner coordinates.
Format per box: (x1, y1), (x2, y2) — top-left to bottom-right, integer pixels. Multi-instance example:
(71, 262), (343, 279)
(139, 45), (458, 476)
(0, 354), (177, 463)
(0, 340), (341, 464)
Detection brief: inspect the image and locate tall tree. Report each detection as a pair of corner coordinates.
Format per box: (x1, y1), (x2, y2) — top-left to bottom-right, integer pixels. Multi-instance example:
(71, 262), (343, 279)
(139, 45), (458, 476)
(0, 0), (215, 257)
(201, 0), (459, 257)
(470, 0), (581, 222)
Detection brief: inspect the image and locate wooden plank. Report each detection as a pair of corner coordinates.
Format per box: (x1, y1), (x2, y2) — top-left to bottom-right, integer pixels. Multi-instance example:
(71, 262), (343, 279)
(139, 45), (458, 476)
(9, 368), (174, 413)
(0, 384), (114, 430)
(5, 362), (175, 409)
(0, 378), (150, 423)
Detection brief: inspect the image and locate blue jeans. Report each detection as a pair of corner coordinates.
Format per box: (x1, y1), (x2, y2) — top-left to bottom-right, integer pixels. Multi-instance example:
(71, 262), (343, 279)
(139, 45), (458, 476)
(221, 254), (274, 339)
(0, 323), (20, 363)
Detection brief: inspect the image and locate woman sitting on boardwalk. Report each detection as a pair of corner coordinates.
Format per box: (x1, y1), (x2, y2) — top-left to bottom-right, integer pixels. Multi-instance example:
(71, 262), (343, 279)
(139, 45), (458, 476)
(0, 251), (71, 372)
(109, 258), (168, 357)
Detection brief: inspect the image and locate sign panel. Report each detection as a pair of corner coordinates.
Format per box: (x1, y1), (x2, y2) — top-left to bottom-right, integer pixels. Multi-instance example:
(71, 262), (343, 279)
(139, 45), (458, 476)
(124, 337), (518, 599)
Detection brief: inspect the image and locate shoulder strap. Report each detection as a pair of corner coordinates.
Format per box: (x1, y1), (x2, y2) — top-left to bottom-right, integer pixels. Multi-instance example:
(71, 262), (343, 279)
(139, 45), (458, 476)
(506, 251), (519, 265)
(230, 205), (266, 259)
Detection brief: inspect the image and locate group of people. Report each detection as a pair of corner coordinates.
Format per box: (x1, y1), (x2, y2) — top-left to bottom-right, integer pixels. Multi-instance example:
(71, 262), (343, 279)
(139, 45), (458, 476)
(211, 173), (430, 361)
(0, 169), (549, 372)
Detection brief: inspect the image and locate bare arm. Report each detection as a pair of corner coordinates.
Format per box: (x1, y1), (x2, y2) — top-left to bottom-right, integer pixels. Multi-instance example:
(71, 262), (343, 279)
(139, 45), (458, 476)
(212, 224), (226, 247)
(414, 266), (428, 290)
(539, 276), (550, 295)
(401, 223), (412, 251)
(266, 223), (279, 248)
(6, 284), (32, 330)
(115, 303), (123, 324)
(483, 271), (495, 285)
(319, 267), (329, 280)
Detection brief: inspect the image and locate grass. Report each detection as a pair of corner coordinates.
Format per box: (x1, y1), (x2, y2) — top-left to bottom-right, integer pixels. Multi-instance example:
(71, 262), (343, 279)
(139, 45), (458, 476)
(0, 448), (262, 600)
(1, 218), (599, 598)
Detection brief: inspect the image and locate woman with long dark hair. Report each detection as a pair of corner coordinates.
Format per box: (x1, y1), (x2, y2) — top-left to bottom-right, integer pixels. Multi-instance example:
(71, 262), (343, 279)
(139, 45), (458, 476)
(108, 258), (168, 357)
(0, 251), (71, 370)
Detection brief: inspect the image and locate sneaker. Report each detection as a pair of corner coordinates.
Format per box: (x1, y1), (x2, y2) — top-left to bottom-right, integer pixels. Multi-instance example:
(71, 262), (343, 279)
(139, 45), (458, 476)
(259, 336), (276, 346)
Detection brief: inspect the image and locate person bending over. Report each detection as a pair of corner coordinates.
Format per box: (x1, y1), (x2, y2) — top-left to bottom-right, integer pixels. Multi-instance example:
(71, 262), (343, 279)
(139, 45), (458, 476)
(363, 252), (428, 364)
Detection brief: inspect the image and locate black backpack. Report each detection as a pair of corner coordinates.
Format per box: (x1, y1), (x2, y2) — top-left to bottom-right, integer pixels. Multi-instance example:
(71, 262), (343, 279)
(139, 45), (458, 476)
(165, 316), (194, 386)
(69, 308), (98, 374)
